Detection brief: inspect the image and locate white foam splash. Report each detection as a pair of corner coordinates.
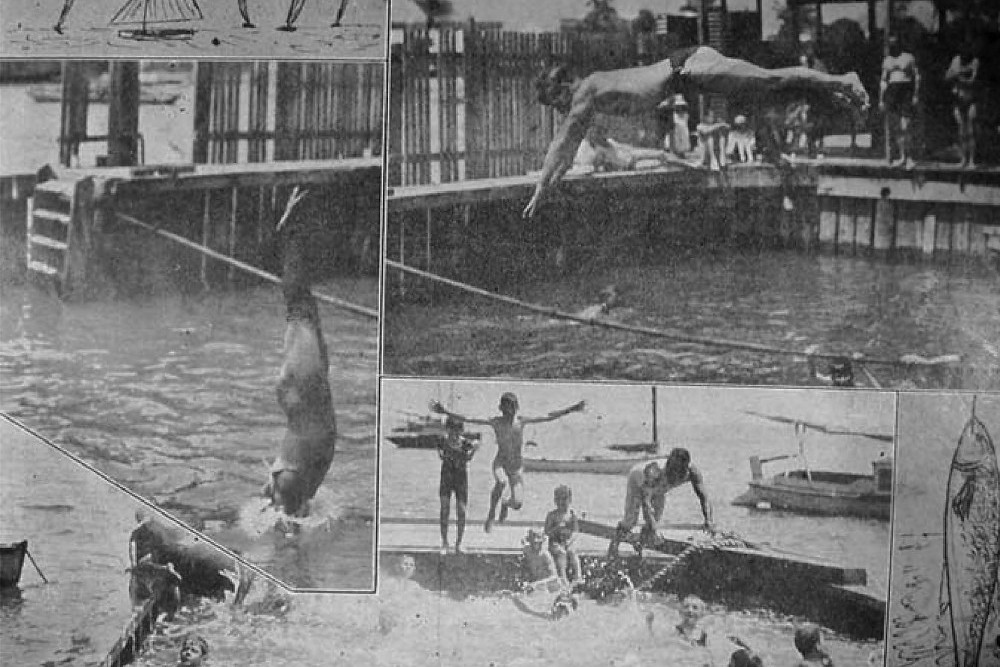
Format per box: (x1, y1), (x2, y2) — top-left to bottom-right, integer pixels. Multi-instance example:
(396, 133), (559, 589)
(237, 488), (344, 538)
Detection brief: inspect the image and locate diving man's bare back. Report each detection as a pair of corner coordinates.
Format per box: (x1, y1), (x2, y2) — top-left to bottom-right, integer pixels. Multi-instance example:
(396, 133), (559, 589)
(524, 46), (870, 219)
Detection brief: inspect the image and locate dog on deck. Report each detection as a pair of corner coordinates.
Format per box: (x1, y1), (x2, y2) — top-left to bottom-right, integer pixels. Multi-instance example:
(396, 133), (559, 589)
(263, 186), (338, 518)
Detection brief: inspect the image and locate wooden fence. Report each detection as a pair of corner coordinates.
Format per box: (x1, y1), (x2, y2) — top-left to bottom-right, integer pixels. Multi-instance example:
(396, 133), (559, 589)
(193, 61), (384, 165)
(388, 23), (653, 187)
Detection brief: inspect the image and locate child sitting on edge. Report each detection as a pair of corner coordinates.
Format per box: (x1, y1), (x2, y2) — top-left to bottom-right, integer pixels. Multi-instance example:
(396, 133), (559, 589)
(794, 625), (834, 666)
(544, 484), (583, 586)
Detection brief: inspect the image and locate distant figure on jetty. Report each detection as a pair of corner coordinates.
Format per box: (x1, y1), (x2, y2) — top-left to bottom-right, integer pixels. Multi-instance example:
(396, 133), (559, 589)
(437, 415), (479, 553)
(607, 448), (714, 558)
(945, 38), (981, 169)
(263, 186), (337, 518)
(880, 34), (920, 169)
(432, 393), (585, 532)
(525, 45), (870, 218)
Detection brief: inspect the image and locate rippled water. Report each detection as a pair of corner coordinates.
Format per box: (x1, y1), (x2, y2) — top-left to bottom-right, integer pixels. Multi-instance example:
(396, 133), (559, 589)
(0, 281), (378, 590)
(383, 250), (1000, 389)
(1, 417), (139, 667)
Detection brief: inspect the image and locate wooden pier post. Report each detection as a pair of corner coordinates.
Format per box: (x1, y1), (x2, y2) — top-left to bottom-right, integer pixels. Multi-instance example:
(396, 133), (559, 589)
(853, 198), (874, 255)
(818, 196), (838, 252)
(920, 208), (937, 258)
(106, 61), (141, 167)
(836, 197), (855, 255)
(59, 62), (89, 168)
(872, 189), (895, 257)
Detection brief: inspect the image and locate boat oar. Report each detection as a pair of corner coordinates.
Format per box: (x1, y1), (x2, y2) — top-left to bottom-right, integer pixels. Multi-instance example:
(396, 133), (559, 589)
(759, 454), (795, 464)
(25, 547), (49, 584)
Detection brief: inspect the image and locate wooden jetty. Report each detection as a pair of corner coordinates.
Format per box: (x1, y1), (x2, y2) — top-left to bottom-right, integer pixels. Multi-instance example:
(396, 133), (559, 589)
(380, 517), (886, 639)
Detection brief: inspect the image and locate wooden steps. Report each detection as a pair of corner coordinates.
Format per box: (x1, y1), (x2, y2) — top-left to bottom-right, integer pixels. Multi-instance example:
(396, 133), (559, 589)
(26, 178), (93, 291)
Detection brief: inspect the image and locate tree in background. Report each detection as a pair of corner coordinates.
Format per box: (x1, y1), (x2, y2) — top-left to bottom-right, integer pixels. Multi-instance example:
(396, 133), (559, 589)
(582, 0), (624, 33)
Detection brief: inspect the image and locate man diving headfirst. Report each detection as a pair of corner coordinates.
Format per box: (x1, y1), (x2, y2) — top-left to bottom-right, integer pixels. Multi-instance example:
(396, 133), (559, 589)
(523, 45), (870, 219)
(263, 186), (337, 518)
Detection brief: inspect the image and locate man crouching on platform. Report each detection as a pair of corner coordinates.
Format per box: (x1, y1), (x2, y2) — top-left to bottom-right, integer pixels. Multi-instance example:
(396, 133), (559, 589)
(263, 186), (337, 518)
(608, 447), (714, 558)
(524, 45), (870, 219)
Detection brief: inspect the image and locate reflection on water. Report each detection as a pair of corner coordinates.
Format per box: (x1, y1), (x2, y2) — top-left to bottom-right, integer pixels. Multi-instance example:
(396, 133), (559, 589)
(0, 281), (378, 590)
(384, 250), (1000, 389)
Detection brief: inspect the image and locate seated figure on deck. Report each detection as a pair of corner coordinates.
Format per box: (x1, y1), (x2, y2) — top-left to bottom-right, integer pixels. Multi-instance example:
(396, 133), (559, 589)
(520, 528), (563, 594)
(524, 45), (870, 218)
(544, 484), (583, 585)
(263, 187), (338, 519)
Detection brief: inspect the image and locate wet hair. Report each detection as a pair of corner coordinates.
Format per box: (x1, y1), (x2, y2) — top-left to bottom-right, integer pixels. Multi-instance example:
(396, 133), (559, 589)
(794, 625), (821, 655)
(554, 484), (572, 502)
(728, 648), (763, 667)
(499, 392), (519, 412)
(445, 415), (464, 431)
(181, 634), (209, 657)
(667, 447), (691, 471)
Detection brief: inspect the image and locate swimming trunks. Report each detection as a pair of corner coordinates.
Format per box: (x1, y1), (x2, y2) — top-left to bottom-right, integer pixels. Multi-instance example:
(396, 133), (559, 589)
(883, 81), (915, 115)
(439, 459), (468, 501)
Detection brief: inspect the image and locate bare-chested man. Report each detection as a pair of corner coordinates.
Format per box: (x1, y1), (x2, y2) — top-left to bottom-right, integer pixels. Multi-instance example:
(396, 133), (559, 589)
(880, 34), (920, 168)
(524, 45), (870, 218)
(607, 447), (714, 558)
(432, 392), (585, 532)
(263, 187), (337, 518)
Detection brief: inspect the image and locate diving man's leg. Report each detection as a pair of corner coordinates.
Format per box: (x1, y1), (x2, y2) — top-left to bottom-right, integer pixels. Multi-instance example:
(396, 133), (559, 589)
(237, 0), (255, 27)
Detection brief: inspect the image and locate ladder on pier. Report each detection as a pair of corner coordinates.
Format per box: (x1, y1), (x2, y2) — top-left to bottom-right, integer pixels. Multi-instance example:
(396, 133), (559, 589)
(26, 178), (93, 291)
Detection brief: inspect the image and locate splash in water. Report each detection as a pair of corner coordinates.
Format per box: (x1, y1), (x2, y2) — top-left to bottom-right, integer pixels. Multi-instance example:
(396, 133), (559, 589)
(238, 488), (345, 538)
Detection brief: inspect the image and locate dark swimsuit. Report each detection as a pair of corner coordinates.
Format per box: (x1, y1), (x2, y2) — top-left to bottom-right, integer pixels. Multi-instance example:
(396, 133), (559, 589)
(883, 81), (915, 115)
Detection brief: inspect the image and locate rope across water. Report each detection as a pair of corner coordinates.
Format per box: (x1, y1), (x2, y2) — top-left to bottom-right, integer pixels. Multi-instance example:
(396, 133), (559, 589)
(386, 260), (961, 369)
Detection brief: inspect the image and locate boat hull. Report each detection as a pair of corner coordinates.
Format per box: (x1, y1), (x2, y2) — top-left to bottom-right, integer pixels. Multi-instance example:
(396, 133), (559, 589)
(732, 472), (890, 520)
(0, 540), (28, 588)
(118, 28), (195, 40)
(942, 414), (1000, 667)
(387, 433), (446, 449)
(523, 456), (658, 475)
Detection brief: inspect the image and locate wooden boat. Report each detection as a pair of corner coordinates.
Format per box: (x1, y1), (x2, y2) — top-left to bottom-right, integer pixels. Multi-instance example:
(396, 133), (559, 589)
(386, 411), (480, 449)
(525, 386), (661, 474)
(523, 454), (658, 475)
(732, 413), (894, 520)
(941, 401), (999, 667)
(109, 0), (202, 40)
(1, 540), (28, 588)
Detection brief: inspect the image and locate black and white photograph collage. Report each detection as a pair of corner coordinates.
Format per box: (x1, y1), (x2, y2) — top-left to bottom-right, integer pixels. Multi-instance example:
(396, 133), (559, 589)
(0, 0), (997, 665)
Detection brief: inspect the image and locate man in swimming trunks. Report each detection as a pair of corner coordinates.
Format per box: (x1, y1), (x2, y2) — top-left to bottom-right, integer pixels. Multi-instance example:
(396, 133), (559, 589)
(945, 38), (981, 169)
(607, 447), (714, 558)
(432, 392), (585, 532)
(524, 45), (870, 218)
(880, 34), (920, 169)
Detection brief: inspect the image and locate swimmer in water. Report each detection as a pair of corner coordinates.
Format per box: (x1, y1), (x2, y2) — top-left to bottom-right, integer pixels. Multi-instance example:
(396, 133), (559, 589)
(676, 594), (709, 646)
(525, 45), (869, 218)
(177, 635), (209, 667)
(794, 624), (834, 666)
(520, 529), (563, 594)
(432, 393), (585, 532)
(879, 34), (920, 169)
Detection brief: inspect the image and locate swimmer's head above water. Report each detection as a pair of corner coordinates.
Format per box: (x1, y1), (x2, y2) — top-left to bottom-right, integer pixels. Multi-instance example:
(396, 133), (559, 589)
(178, 634), (209, 667)
(680, 594), (705, 623)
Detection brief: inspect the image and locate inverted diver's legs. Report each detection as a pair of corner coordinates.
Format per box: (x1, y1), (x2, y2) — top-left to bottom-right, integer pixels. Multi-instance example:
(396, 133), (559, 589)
(332, 0), (350, 26)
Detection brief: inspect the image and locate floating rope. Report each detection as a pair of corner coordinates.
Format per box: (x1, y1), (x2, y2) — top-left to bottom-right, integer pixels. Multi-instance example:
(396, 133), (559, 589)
(116, 212), (378, 320)
(386, 260), (960, 369)
(25, 547), (48, 583)
(633, 529), (758, 592)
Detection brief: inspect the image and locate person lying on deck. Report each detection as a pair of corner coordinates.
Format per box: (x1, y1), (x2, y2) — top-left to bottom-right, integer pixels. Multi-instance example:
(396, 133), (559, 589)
(524, 45), (869, 219)
(431, 393), (585, 533)
(608, 448), (714, 558)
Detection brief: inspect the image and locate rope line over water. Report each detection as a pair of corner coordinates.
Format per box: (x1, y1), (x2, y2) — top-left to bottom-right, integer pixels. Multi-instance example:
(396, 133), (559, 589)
(386, 260), (961, 369)
(116, 212), (378, 320)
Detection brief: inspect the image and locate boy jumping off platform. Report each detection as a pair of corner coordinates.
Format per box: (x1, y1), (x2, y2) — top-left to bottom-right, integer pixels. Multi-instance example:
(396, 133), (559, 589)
(432, 392), (585, 532)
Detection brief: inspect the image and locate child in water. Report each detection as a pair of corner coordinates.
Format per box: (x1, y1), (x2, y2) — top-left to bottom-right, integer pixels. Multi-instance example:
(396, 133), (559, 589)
(676, 594), (710, 646)
(794, 625), (834, 666)
(544, 485), (582, 586)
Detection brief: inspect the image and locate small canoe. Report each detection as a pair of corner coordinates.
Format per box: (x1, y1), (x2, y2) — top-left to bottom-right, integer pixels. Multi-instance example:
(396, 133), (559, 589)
(523, 455), (658, 475)
(1, 540), (28, 588)
(941, 409), (1000, 667)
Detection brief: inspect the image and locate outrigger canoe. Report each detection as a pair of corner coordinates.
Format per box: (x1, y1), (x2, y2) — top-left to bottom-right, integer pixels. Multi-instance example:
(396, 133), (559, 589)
(0, 540), (28, 588)
(941, 405), (1000, 667)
